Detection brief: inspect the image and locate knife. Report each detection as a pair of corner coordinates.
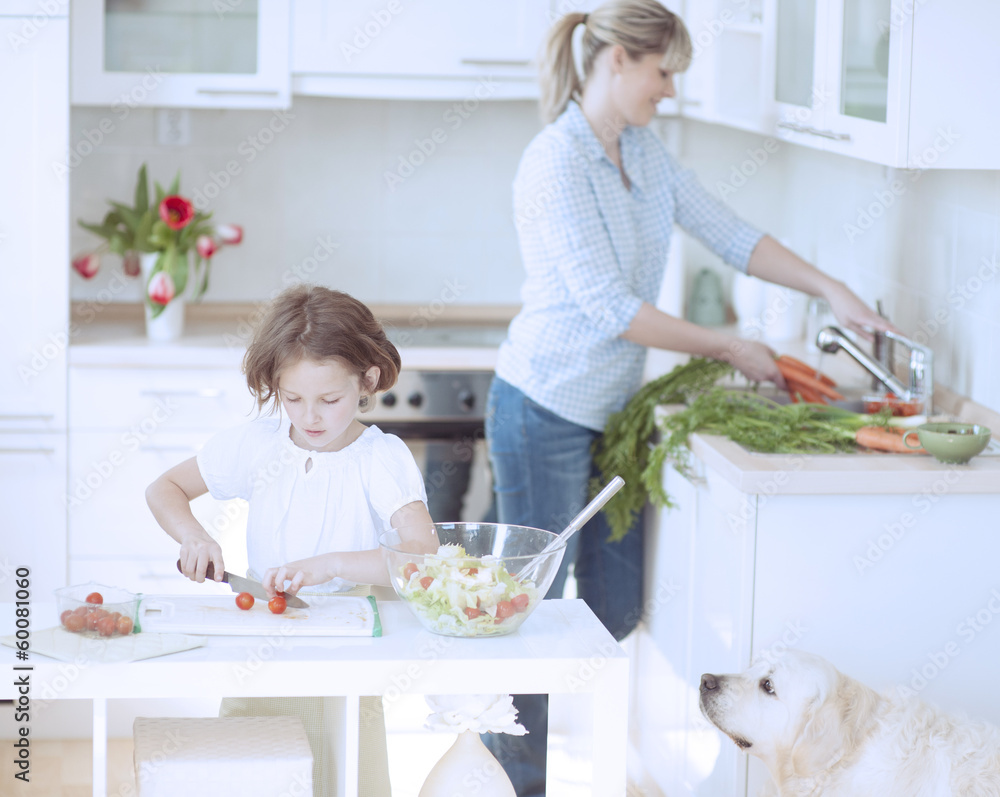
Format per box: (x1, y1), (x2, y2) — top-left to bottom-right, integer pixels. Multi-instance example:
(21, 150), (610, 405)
(175, 560), (310, 609)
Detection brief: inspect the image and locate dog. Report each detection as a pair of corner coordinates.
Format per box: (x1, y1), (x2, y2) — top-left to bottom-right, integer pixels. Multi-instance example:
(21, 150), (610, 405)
(699, 649), (1000, 796)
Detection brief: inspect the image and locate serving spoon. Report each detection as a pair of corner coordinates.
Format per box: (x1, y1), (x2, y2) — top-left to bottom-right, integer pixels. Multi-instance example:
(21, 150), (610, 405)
(517, 475), (625, 583)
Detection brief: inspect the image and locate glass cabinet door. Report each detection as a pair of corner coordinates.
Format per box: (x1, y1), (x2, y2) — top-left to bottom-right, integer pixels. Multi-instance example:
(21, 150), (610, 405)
(103, 0), (260, 75)
(839, 0), (890, 122)
(72, 0), (290, 109)
(774, 0), (817, 109)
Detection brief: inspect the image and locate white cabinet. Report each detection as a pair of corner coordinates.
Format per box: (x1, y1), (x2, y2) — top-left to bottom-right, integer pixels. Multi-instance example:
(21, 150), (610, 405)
(291, 0), (552, 100)
(0, 14), (68, 433)
(71, 0), (292, 109)
(68, 366), (256, 595)
(0, 435), (68, 598)
(682, 0), (1000, 168)
(635, 446), (1000, 797)
(636, 462), (754, 797)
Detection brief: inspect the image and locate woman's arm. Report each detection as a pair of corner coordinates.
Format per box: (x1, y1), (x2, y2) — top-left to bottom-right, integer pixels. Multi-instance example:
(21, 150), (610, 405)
(260, 500), (436, 596)
(622, 304), (785, 384)
(746, 235), (897, 340)
(146, 456), (225, 583)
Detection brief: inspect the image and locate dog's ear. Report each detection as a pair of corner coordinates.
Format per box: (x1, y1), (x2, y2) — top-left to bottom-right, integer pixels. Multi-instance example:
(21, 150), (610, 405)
(783, 673), (880, 782)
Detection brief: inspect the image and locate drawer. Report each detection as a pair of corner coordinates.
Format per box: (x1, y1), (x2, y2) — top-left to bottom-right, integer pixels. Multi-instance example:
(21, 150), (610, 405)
(69, 558), (236, 597)
(68, 431), (249, 558)
(70, 367), (257, 431)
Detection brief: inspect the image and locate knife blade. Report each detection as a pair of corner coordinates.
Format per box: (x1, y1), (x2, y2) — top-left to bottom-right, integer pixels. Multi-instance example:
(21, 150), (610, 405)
(175, 560), (310, 609)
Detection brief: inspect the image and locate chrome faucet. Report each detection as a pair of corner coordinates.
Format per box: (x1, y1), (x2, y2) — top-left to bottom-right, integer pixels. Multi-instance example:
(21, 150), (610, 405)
(816, 326), (934, 411)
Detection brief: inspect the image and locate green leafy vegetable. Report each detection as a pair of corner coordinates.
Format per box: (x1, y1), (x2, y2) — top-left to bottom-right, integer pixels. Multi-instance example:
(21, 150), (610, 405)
(593, 357), (734, 541)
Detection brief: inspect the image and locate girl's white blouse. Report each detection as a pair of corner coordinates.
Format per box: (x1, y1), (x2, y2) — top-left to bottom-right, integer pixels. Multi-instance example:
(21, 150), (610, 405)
(197, 417), (427, 593)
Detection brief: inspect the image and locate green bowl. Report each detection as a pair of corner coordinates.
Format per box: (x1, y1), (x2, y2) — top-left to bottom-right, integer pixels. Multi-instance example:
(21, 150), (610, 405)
(902, 422), (992, 464)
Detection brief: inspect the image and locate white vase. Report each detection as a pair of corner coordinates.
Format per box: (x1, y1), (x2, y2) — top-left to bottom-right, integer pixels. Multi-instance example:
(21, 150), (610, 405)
(418, 731), (515, 797)
(139, 252), (186, 343)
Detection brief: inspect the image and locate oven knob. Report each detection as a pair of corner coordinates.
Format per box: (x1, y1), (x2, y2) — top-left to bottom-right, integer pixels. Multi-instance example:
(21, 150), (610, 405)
(407, 392), (423, 408)
(457, 390), (476, 412)
(382, 392), (397, 408)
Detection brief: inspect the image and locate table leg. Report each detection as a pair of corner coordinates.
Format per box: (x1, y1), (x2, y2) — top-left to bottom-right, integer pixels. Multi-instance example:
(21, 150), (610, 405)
(344, 695), (360, 796)
(93, 697), (107, 797)
(590, 664), (630, 796)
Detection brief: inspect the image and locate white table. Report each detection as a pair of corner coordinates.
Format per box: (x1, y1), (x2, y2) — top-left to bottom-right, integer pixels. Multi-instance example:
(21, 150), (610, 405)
(1, 599), (628, 797)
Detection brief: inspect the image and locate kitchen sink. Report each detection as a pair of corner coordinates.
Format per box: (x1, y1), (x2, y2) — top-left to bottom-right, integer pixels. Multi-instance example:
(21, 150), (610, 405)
(724, 384), (869, 414)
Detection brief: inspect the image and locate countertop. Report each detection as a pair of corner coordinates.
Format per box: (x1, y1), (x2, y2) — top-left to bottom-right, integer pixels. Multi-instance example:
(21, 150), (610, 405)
(69, 303), (508, 371)
(652, 338), (1000, 496)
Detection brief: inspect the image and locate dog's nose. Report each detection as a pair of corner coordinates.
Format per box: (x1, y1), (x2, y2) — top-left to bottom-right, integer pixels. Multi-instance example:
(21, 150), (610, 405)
(700, 674), (719, 692)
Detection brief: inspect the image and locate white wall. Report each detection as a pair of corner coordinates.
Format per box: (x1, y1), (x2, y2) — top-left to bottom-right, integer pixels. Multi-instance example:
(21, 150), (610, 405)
(676, 119), (1000, 412)
(69, 97), (543, 307)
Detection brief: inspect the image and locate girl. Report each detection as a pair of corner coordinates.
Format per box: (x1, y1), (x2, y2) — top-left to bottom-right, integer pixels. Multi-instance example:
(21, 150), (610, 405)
(147, 283), (435, 797)
(486, 1), (895, 793)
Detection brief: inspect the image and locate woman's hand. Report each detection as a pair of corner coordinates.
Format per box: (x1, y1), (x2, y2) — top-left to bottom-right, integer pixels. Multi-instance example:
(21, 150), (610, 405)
(823, 281), (898, 342)
(178, 534), (225, 583)
(262, 556), (335, 598)
(725, 338), (786, 387)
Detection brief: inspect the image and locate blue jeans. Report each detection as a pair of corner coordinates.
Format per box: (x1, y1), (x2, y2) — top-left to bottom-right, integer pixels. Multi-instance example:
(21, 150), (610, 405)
(482, 377), (643, 796)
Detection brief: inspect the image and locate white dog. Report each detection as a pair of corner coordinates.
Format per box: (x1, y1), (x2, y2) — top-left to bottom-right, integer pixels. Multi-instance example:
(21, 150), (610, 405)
(699, 650), (1000, 796)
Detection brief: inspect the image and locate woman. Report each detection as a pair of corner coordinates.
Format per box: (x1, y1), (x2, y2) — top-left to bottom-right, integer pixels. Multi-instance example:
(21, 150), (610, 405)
(484, 1), (892, 793)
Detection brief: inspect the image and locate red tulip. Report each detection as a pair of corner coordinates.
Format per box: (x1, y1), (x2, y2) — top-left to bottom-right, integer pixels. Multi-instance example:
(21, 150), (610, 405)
(122, 251), (141, 277)
(147, 271), (176, 305)
(196, 235), (218, 259)
(72, 252), (100, 279)
(159, 195), (195, 230)
(216, 224), (243, 245)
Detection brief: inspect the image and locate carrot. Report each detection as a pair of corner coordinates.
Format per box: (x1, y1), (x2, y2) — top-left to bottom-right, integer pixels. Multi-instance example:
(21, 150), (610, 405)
(778, 366), (845, 401)
(775, 355), (837, 388)
(785, 380), (826, 404)
(855, 426), (926, 454)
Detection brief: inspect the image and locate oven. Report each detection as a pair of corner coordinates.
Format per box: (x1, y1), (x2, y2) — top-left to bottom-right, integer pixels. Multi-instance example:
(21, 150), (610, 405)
(363, 369), (496, 524)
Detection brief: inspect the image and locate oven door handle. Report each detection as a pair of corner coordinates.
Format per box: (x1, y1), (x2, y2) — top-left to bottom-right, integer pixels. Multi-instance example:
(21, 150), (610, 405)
(365, 420), (485, 440)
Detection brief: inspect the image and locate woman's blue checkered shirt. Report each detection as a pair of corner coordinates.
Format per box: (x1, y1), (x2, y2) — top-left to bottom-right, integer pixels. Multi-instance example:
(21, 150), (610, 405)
(495, 101), (764, 432)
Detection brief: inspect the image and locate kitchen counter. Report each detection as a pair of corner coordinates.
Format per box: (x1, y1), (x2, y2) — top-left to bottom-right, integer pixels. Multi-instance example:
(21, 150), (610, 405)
(69, 303), (509, 371)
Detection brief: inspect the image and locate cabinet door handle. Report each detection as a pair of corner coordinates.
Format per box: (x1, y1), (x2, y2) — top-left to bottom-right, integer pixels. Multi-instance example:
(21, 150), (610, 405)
(0, 414), (55, 421)
(139, 389), (224, 399)
(0, 447), (56, 455)
(679, 99), (702, 107)
(777, 121), (851, 142)
(459, 58), (532, 67)
(196, 88), (282, 96)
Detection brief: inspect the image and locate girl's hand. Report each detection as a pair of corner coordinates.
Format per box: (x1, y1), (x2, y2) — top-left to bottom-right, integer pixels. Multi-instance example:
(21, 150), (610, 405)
(724, 338), (786, 388)
(823, 281), (899, 342)
(178, 535), (225, 583)
(262, 556), (334, 598)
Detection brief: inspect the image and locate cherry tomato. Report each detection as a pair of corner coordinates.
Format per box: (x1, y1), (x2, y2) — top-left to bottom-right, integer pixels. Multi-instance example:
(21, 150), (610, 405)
(235, 592), (255, 610)
(86, 609), (106, 631)
(268, 594), (287, 615)
(495, 601), (515, 620)
(465, 567), (479, 576)
(97, 616), (116, 637)
(64, 613), (85, 633)
(419, 576), (434, 590)
(117, 616), (134, 636)
(85, 592), (103, 605)
(463, 607), (482, 620)
(73, 605), (89, 616)
(60, 610), (73, 627)
(402, 562), (418, 580)
(511, 593), (530, 613)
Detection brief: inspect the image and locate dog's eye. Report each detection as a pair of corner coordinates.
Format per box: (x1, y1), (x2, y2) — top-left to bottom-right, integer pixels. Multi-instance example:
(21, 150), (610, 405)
(760, 678), (775, 695)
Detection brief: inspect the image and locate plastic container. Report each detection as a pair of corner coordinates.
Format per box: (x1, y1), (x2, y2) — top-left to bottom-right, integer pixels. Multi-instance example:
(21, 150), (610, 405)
(379, 523), (567, 638)
(54, 582), (139, 638)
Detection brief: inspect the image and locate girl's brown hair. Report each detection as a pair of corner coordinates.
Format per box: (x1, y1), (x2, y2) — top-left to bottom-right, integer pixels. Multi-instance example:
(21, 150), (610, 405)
(539, 0), (693, 124)
(242, 284), (401, 413)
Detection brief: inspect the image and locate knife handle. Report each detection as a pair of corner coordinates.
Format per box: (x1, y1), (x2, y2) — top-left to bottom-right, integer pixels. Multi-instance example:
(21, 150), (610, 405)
(175, 559), (219, 580)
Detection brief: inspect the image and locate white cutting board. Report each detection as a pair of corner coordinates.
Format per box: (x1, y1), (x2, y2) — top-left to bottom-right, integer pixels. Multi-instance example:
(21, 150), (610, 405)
(138, 595), (382, 637)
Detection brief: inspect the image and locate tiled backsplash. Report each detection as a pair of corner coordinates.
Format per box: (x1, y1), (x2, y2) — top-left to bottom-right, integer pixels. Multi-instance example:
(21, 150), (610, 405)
(69, 97), (544, 307)
(69, 98), (999, 410)
(677, 119), (1000, 412)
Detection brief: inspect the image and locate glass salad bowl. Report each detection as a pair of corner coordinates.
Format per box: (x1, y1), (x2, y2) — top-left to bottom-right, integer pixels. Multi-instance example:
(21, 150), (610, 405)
(379, 523), (567, 637)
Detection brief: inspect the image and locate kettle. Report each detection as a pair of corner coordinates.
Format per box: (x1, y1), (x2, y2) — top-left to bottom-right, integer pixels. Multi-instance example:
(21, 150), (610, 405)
(687, 268), (727, 327)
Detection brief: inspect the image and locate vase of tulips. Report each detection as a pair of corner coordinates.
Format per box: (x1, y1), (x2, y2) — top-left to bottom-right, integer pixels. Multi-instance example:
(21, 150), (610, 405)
(74, 164), (242, 342)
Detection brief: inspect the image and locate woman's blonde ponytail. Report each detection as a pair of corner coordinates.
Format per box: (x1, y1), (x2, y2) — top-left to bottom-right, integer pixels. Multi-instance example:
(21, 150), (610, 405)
(539, 12), (588, 125)
(538, 1), (692, 125)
